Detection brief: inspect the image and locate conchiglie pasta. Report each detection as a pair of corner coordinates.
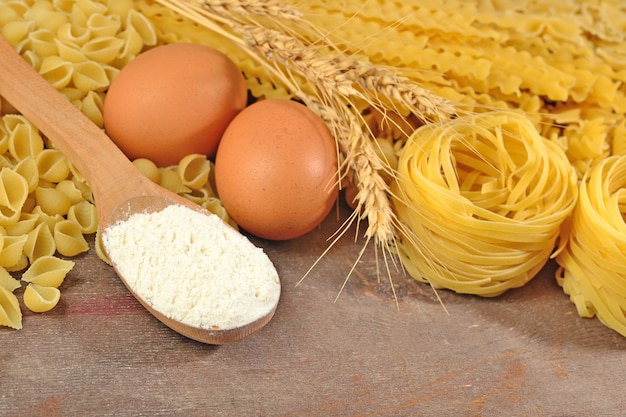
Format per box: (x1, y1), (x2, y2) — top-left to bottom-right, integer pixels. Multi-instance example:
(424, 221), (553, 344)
(133, 158), (161, 183)
(4, 213), (39, 237)
(125, 8), (157, 46)
(67, 201), (98, 234)
(80, 36), (125, 64)
(182, 186), (214, 206)
(0, 167), (29, 227)
(68, 3), (89, 27)
(24, 222), (56, 262)
(203, 197), (237, 229)
(1, 20), (34, 45)
(2, 114), (29, 133)
(38, 55), (73, 89)
(14, 157), (40, 192)
(22, 255), (74, 288)
(28, 28), (58, 57)
(56, 179), (84, 204)
(94, 229), (110, 265)
(55, 21), (90, 46)
(0, 155), (12, 169)
(0, 268), (21, 292)
(79, 91), (105, 127)
(115, 25), (144, 65)
(177, 154), (211, 190)
(23, 283), (60, 313)
(5, 254), (28, 273)
(0, 235), (28, 269)
(54, 39), (87, 63)
(159, 168), (191, 194)
(53, 220), (89, 256)
(75, 0), (107, 16)
(0, 127), (8, 156)
(71, 60), (110, 91)
(70, 175), (93, 202)
(34, 186), (71, 216)
(105, 0), (134, 19)
(8, 122), (44, 161)
(24, 2), (68, 32)
(36, 148), (70, 182)
(0, 285), (22, 329)
(86, 13), (121, 38)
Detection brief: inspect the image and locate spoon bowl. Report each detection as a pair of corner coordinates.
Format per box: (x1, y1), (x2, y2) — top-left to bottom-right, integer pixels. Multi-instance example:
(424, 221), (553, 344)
(0, 36), (279, 344)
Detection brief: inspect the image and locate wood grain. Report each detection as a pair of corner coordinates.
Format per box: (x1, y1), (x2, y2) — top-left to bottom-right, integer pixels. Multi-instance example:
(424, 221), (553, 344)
(1, 204), (625, 417)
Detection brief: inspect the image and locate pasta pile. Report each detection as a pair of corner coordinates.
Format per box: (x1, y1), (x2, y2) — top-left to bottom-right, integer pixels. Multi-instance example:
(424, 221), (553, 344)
(392, 111), (578, 296)
(296, 0), (626, 177)
(2, 0), (626, 336)
(0, 114), (84, 329)
(275, 0), (626, 333)
(0, 0), (232, 330)
(133, 0), (295, 102)
(556, 156), (626, 337)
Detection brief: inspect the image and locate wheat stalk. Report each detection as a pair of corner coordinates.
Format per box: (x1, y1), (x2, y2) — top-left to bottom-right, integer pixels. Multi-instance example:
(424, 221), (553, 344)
(153, 0), (456, 296)
(198, 0), (302, 20)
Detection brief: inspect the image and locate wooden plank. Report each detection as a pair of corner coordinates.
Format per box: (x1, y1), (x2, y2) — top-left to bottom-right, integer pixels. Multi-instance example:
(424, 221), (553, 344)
(1, 205), (625, 416)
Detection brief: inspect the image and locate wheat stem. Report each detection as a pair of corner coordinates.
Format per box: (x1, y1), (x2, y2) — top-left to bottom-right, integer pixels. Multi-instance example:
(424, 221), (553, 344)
(153, 0), (455, 254)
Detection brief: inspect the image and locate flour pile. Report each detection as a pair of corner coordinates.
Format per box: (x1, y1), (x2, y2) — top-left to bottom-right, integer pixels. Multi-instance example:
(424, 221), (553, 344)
(102, 205), (281, 330)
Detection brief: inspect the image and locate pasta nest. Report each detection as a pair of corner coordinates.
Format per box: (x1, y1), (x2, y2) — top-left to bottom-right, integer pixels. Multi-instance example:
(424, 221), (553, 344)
(556, 155), (626, 337)
(392, 111), (578, 297)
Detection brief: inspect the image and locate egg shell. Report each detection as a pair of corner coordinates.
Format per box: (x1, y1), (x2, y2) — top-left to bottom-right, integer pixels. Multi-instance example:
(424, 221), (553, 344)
(215, 99), (338, 241)
(103, 43), (247, 167)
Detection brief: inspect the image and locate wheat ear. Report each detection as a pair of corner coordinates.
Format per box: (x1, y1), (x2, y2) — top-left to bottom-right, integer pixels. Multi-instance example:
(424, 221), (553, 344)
(153, 0), (456, 295)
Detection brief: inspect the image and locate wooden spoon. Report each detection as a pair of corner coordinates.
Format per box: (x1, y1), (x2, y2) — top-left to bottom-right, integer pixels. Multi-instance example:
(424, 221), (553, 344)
(0, 36), (278, 344)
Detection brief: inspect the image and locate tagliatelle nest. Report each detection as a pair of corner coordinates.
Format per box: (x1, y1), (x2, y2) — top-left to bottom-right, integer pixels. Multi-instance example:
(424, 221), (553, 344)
(392, 111), (579, 297)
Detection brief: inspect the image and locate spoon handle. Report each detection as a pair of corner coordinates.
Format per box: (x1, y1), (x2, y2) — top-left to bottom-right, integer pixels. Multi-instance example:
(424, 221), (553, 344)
(0, 35), (148, 224)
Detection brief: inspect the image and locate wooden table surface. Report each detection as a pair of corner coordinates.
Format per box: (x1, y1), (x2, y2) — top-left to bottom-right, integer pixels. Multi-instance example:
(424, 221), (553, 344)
(1, 203), (625, 417)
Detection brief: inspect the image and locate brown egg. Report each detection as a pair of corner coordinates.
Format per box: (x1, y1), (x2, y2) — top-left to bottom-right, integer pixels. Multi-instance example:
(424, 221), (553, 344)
(103, 43), (247, 167)
(215, 99), (338, 240)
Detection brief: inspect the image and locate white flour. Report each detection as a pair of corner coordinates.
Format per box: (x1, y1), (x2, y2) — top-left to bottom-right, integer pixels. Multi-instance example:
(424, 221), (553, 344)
(101, 204), (280, 330)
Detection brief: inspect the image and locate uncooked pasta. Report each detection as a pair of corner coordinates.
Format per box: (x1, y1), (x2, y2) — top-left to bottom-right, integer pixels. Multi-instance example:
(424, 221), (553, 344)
(556, 155), (626, 337)
(392, 111), (578, 296)
(3, 0), (626, 336)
